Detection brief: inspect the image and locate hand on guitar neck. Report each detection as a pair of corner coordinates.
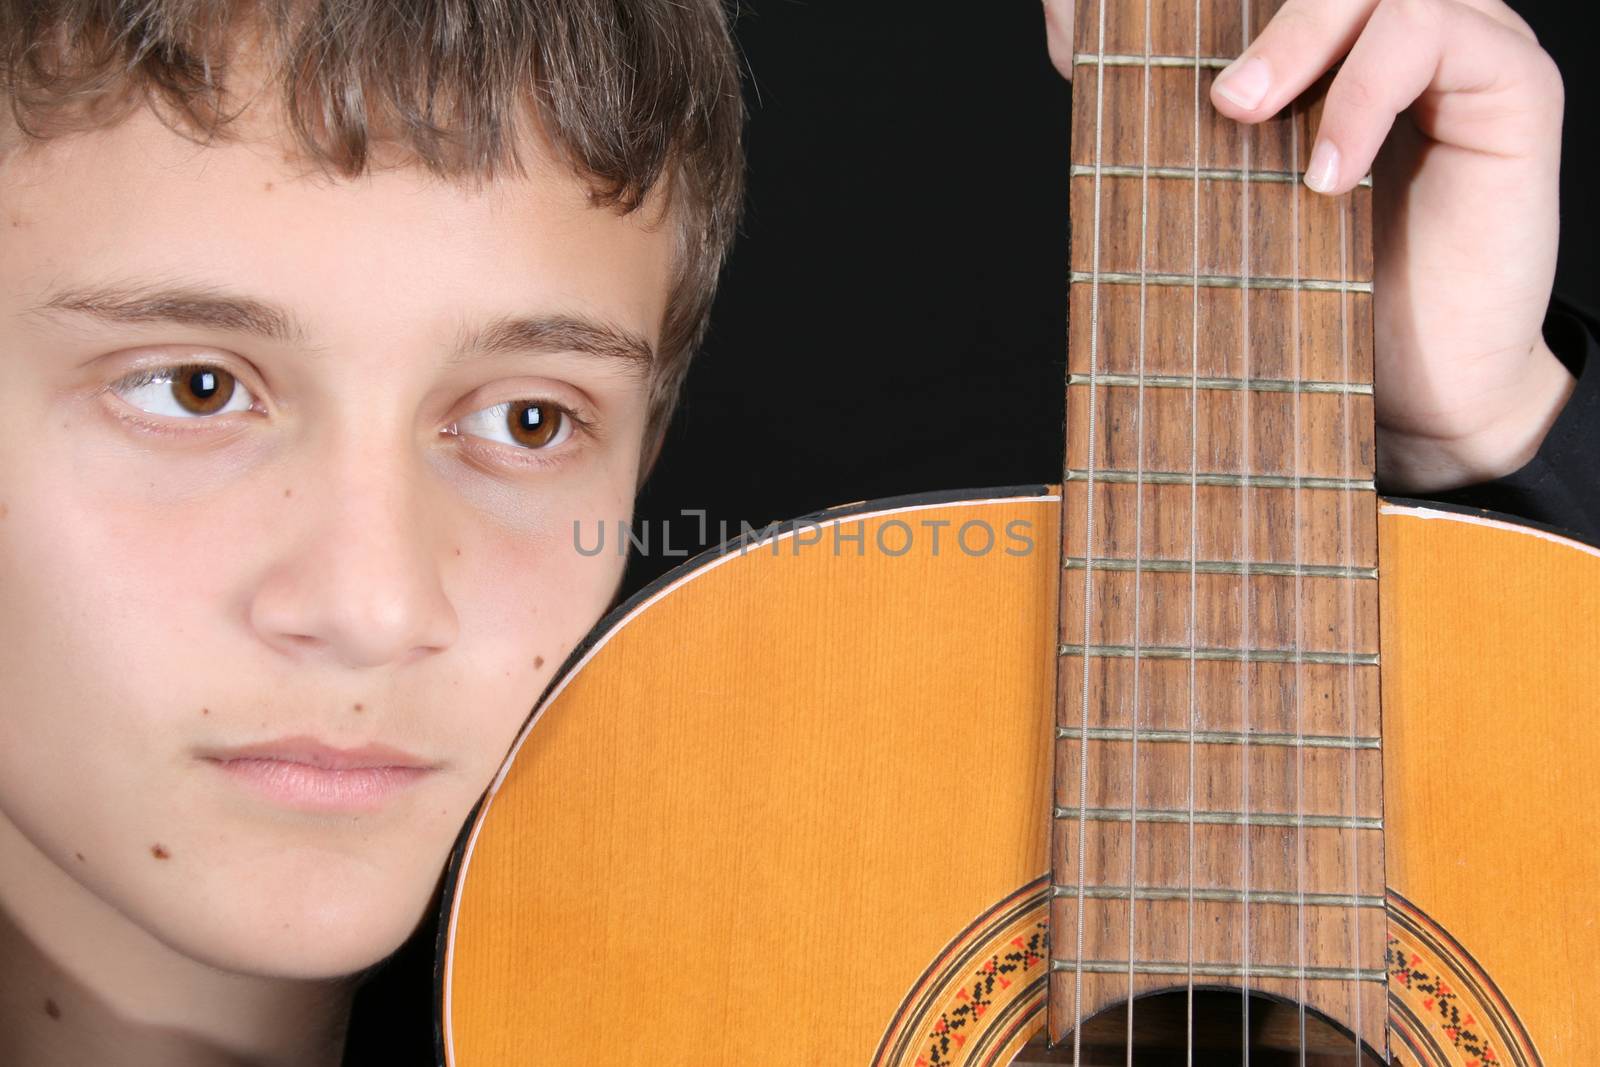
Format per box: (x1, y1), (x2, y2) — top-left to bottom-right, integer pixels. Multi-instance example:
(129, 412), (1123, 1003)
(1043, 0), (1577, 498)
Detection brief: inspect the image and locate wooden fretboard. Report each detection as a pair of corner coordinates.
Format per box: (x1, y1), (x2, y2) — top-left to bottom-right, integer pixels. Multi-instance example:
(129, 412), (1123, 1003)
(1049, 0), (1385, 1055)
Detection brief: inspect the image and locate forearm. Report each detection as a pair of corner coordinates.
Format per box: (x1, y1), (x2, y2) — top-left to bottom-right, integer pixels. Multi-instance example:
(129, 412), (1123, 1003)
(1382, 298), (1600, 542)
(1377, 334), (1577, 495)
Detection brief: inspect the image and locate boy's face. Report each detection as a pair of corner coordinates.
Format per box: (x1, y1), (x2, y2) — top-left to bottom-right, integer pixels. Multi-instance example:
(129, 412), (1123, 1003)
(0, 101), (670, 980)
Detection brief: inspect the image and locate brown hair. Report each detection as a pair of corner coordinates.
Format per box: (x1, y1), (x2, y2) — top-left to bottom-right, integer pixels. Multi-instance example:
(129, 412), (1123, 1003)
(0, 0), (745, 476)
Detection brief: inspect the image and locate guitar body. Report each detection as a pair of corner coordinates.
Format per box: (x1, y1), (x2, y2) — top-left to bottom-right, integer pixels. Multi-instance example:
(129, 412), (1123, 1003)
(1378, 503), (1599, 1066)
(437, 490), (1600, 1065)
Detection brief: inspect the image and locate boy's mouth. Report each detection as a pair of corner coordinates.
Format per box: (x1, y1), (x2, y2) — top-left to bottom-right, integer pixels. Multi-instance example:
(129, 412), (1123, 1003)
(197, 735), (441, 812)
(199, 734), (438, 771)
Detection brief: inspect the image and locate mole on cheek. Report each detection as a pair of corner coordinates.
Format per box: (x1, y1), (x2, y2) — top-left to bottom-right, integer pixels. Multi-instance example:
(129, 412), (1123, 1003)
(74, 852), (85, 862)
(43, 997), (61, 1019)
(150, 844), (170, 860)
(533, 655), (545, 669)
(353, 703), (364, 713)
(201, 707), (210, 716)
(283, 487), (293, 498)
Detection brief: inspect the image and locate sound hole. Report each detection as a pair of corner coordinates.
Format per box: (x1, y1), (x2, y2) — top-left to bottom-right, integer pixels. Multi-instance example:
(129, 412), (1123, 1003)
(1010, 989), (1386, 1065)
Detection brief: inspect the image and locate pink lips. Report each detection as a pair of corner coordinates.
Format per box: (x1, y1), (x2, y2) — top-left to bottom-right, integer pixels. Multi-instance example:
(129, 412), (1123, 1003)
(201, 734), (439, 812)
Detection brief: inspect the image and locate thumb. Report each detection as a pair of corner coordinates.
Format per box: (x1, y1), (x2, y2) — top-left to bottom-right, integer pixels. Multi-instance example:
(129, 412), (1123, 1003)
(1044, 0), (1075, 82)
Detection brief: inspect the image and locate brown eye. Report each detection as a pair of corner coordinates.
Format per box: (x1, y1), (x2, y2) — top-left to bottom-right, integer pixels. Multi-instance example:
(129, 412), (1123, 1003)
(171, 365), (236, 415)
(454, 398), (577, 453)
(507, 402), (563, 449)
(112, 362), (255, 420)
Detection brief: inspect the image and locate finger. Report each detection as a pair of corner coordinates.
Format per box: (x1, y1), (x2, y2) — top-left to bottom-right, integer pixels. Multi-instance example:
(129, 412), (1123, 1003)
(1207, 0), (1536, 123)
(1044, 0), (1075, 82)
(1208, 0), (1381, 121)
(1438, 0), (1536, 42)
(1300, 0), (1561, 194)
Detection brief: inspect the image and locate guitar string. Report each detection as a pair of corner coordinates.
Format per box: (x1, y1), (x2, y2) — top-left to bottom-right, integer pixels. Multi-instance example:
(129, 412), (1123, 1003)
(1238, 1), (1256, 1063)
(1071, 0), (1112, 1059)
(1290, 93), (1309, 1067)
(1339, 162), (1363, 1067)
(1187, 0), (1202, 1060)
(1127, 0), (1154, 1059)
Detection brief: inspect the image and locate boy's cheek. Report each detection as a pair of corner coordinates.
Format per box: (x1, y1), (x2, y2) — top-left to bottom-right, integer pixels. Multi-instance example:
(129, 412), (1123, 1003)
(0, 535), (580, 981)
(0, 430), (633, 979)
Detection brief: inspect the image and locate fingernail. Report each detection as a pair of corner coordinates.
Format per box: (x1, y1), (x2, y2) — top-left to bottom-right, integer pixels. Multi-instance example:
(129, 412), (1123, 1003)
(1213, 56), (1270, 110)
(1305, 140), (1340, 193)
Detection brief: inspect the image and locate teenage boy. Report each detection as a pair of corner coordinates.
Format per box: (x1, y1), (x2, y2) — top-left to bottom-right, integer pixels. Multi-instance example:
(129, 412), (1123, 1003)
(0, 3), (741, 1063)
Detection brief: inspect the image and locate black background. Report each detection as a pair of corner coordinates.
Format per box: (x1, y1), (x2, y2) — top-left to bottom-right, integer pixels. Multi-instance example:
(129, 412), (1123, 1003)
(622, 0), (1598, 599)
(344, 2), (1594, 1062)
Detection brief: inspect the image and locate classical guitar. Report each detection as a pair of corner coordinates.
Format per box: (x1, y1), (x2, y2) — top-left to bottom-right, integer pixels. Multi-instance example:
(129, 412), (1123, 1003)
(433, 0), (1600, 1062)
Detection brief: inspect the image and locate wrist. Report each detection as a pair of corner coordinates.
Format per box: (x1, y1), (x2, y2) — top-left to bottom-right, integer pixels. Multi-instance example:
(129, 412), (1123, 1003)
(1376, 336), (1578, 495)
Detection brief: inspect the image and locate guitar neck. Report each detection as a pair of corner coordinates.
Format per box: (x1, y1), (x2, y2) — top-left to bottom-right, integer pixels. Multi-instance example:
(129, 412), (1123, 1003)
(1049, 0), (1386, 1052)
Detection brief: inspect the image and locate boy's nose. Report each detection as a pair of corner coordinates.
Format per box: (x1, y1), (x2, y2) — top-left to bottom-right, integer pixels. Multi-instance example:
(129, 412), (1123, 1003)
(245, 446), (460, 671)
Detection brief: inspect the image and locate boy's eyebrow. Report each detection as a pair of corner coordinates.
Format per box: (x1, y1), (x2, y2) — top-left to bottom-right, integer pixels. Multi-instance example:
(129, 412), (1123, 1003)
(450, 314), (655, 372)
(30, 281), (312, 347)
(26, 281), (656, 370)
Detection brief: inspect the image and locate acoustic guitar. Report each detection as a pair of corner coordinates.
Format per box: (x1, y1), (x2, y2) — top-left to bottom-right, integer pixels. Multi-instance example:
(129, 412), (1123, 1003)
(433, 0), (1600, 1061)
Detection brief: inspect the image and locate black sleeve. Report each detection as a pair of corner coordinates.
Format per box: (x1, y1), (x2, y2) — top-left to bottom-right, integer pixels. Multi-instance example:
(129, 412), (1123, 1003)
(1408, 294), (1600, 543)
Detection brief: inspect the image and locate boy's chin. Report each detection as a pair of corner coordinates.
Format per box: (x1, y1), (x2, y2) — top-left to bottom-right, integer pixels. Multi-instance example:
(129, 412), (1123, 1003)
(191, 920), (426, 984)
(154, 869), (442, 983)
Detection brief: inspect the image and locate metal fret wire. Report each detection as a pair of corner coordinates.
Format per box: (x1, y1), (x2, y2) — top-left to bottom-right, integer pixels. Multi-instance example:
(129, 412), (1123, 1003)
(1065, 558), (1376, 578)
(1125, 2), (1154, 1059)
(1067, 372), (1373, 394)
(1187, 3), (1202, 1056)
(1078, 51), (1234, 66)
(1071, 162), (1373, 187)
(1063, 471), (1373, 489)
(1238, 4), (1255, 1062)
(1061, 726), (1379, 748)
(1070, 0), (1111, 1058)
(1056, 885), (1386, 907)
(1070, 270), (1371, 291)
(1056, 883), (1382, 908)
(1060, 645), (1376, 665)
(1061, 808), (1380, 829)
